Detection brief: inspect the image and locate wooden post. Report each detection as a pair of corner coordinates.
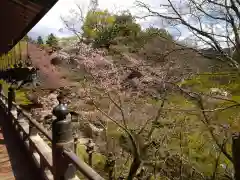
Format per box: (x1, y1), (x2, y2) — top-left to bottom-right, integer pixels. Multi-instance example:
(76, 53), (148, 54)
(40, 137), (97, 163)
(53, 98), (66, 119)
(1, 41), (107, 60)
(29, 120), (38, 164)
(7, 53), (9, 68)
(105, 152), (115, 180)
(0, 83), (3, 95)
(8, 87), (15, 113)
(13, 46), (16, 65)
(52, 98), (75, 180)
(0, 84), (3, 104)
(86, 139), (94, 167)
(8, 87), (17, 124)
(19, 41), (22, 61)
(29, 121), (38, 136)
(232, 132), (240, 180)
(73, 135), (78, 154)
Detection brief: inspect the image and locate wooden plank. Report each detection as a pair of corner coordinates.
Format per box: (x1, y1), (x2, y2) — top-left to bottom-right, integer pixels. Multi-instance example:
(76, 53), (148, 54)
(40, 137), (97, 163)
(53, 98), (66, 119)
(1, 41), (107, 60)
(0, 108), (42, 180)
(0, 127), (14, 180)
(30, 135), (53, 168)
(30, 135), (54, 180)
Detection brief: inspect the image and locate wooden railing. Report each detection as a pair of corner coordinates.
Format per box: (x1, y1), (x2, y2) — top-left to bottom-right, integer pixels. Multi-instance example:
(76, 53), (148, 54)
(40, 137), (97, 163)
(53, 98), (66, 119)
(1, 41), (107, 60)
(0, 84), (104, 180)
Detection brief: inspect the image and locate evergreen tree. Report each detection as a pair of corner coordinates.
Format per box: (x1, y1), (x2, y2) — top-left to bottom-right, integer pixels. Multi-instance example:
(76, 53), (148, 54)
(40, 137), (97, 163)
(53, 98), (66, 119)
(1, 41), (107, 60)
(46, 33), (58, 48)
(37, 36), (44, 44)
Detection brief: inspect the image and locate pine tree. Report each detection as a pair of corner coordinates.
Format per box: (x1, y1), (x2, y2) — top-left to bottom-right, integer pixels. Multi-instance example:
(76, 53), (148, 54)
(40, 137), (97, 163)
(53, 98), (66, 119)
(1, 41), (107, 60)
(37, 36), (44, 44)
(46, 33), (58, 49)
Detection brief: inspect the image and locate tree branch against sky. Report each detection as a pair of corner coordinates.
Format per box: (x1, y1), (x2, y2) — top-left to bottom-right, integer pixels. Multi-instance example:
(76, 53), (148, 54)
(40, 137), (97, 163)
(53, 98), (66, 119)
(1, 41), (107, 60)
(59, 2), (88, 40)
(58, 0), (240, 69)
(59, 0), (134, 39)
(136, 0), (240, 69)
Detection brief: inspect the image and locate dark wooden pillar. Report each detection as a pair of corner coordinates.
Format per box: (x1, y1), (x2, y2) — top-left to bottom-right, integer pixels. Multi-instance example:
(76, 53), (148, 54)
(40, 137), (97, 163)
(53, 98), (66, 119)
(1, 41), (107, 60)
(52, 98), (75, 180)
(8, 87), (15, 114)
(233, 132), (240, 180)
(0, 83), (3, 94)
(86, 139), (94, 167)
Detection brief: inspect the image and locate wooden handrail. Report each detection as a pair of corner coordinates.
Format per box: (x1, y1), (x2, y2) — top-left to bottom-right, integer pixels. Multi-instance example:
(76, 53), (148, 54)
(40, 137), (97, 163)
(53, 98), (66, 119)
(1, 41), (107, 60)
(63, 150), (104, 180)
(0, 85), (104, 180)
(13, 102), (53, 141)
(1, 93), (52, 141)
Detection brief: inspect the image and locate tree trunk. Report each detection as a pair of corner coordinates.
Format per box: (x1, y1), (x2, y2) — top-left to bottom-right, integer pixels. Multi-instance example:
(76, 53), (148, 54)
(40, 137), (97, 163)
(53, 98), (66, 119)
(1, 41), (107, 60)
(127, 157), (141, 180)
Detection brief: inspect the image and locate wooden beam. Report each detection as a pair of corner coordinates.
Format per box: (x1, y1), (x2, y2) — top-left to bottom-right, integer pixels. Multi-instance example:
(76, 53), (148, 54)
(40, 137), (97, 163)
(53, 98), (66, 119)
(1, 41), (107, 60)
(8, 0), (41, 13)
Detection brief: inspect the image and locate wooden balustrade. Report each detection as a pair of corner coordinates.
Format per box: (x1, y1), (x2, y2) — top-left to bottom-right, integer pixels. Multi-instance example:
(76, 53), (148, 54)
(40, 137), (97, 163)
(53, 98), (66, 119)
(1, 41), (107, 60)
(0, 84), (104, 180)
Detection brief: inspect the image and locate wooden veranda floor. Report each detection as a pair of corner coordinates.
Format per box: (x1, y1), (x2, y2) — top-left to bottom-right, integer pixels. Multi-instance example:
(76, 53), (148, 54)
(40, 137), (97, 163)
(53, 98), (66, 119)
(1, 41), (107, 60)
(0, 109), (41, 180)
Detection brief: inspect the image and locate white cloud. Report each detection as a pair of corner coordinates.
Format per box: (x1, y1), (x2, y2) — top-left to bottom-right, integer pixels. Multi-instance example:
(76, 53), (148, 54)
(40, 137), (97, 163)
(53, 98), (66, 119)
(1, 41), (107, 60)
(31, 0), (185, 39)
(29, 0), (234, 50)
(30, 0), (141, 37)
(30, 0), (77, 37)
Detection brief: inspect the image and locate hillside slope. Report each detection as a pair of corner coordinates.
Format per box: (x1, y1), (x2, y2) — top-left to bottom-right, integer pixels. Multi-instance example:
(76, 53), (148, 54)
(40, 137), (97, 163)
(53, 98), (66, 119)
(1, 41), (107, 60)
(28, 43), (68, 89)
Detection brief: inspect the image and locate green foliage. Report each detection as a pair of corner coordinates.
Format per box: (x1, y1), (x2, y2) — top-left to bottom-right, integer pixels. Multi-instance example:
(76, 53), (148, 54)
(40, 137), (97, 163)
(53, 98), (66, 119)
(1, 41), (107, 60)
(0, 80), (31, 105)
(76, 144), (107, 178)
(92, 12), (141, 48)
(37, 36), (44, 45)
(232, 49), (240, 64)
(82, 10), (115, 40)
(145, 26), (172, 40)
(180, 72), (240, 94)
(80, 8), (173, 56)
(66, 69), (239, 179)
(129, 27), (172, 49)
(114, 12), (141, 38)
(92, 25), (117, 48)
(82, 9), (144, 49)
(46, 33), (58, 48)
(62, 6), (240, 179)
(77, 144), (88, 161)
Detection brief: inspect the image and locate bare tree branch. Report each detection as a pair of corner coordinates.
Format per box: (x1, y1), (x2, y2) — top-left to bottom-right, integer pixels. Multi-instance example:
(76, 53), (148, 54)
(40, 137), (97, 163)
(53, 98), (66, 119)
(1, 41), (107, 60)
(136, 0), (240, 69)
